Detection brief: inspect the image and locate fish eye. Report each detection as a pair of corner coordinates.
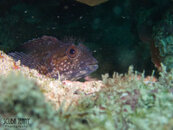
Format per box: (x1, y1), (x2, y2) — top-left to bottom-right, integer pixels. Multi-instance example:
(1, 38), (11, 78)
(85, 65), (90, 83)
(70, 48), (75, 54)
(66, 45), (78, 58)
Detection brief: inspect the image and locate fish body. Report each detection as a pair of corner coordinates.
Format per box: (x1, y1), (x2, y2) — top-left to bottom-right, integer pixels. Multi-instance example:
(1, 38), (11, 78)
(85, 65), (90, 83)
(9, 36), (98, 80)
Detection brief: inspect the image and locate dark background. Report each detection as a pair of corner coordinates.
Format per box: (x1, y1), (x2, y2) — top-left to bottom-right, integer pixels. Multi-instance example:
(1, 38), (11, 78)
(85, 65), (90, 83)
(0, 0), (172, 78)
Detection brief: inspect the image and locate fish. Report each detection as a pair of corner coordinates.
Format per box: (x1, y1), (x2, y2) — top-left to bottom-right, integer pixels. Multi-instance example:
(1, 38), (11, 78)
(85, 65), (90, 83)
(9, 35), (98, 80)
(76, 0), (108, 6)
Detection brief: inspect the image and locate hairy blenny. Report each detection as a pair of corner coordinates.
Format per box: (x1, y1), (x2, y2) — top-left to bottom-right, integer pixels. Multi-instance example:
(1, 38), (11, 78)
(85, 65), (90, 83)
(9, 35), (98, 80)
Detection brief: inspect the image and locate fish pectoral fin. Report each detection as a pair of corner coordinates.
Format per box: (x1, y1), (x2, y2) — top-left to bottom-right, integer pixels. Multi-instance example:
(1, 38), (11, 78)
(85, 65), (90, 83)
(8, 52), (37, 68)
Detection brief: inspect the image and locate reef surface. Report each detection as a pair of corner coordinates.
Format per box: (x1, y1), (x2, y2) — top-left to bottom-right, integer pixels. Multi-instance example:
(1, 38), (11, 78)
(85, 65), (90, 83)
(0, 51), (173, 129)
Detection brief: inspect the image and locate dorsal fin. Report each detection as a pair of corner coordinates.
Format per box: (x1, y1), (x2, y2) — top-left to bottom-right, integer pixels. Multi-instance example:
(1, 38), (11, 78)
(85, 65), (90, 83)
(22, 35), (61, 51)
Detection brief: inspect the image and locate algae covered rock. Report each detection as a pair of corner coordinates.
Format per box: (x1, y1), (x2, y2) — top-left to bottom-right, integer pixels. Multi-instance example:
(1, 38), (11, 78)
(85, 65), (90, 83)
(0, 73), (52, 117)
(153, 11), (173, 71)
(0, 62), (173, 130)
(0, 73), (62, 129)
(0, 51), (104, 129)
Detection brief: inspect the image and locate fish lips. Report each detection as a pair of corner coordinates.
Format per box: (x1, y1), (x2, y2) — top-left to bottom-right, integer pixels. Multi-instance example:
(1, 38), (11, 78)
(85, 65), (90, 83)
(87, 64), (98, 72)
(79, 63), (98, 76)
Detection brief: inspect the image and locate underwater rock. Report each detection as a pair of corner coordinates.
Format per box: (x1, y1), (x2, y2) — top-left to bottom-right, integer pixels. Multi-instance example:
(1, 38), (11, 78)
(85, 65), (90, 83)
(0, 51), (103, 109)
(75, 0), (108, 6)
(1, 53), (173, 129)
(137, 8), (173, 71)
(9, 36), (98, 81)
(152, 11), (173, 71)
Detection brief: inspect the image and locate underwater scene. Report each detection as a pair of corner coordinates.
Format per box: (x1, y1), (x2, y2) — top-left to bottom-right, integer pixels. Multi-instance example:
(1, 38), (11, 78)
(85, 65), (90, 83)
(0, 0), (173, 129)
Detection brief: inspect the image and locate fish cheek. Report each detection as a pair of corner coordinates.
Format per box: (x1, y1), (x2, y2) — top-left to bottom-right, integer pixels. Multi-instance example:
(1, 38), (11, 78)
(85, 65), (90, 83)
(37, 65), (49, 75)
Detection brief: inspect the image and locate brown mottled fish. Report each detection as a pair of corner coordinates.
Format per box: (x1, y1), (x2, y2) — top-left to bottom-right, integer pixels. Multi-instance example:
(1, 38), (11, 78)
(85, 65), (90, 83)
(9, 35), (98, 80)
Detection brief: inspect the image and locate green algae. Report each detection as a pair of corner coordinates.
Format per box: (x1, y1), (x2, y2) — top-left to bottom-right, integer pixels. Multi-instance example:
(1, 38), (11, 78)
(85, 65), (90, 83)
(153, 11), (173, 71)
(0, 73), (63, 129)
(0, 65), (173, 130)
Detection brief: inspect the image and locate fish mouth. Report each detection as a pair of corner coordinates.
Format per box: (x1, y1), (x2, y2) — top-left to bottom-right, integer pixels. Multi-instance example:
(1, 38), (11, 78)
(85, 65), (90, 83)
(77, 64), (98, 80)
(87, 64), (98, 71)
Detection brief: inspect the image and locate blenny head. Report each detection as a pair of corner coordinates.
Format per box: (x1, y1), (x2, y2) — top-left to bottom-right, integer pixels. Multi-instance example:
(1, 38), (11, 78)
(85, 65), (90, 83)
(50, 41), (98, 80)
